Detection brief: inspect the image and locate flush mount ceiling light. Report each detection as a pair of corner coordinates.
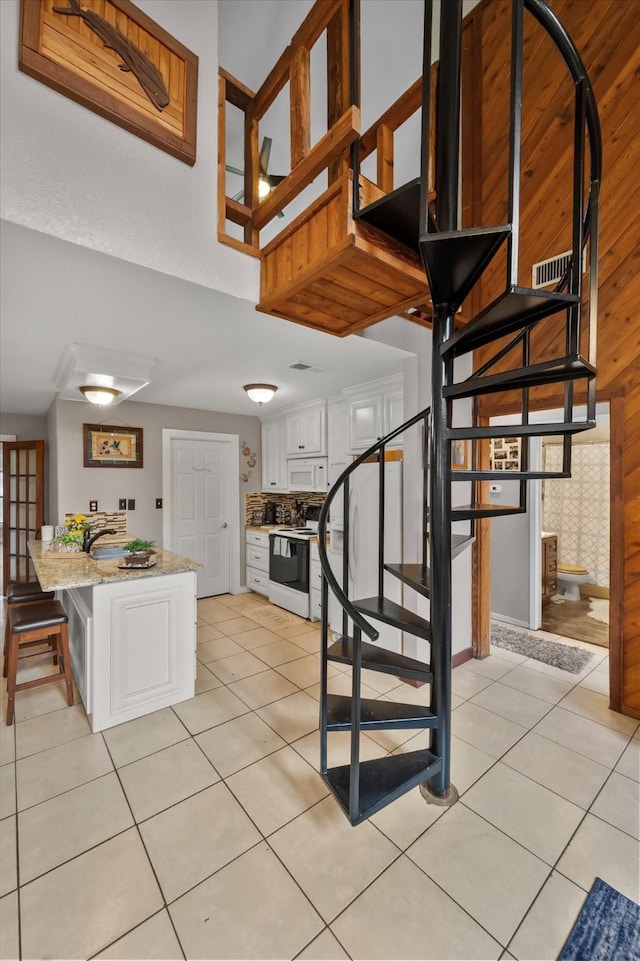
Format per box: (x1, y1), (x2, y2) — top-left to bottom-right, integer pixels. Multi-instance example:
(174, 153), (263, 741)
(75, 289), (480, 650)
(244, 383), (278, 405)
(54, 343), (156, 406)
(78, 386), (122, 406)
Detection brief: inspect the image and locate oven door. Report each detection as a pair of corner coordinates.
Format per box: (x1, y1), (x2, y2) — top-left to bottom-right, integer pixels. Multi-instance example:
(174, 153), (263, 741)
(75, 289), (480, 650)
(269, 535), (310, 593)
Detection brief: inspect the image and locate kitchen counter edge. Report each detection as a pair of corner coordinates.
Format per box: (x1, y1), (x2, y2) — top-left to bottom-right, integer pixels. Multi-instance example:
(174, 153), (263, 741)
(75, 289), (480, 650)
(29, 540), (201, 592)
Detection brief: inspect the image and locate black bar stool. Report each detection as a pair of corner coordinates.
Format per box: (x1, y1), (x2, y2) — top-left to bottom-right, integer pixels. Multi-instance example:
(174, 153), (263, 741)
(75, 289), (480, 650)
(5, 600), (74, 726)
(3, 582), (56, 679)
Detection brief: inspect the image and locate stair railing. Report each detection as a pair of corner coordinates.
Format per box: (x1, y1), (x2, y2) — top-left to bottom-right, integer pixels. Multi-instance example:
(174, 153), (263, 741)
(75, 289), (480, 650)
(317, 405), (432, 642)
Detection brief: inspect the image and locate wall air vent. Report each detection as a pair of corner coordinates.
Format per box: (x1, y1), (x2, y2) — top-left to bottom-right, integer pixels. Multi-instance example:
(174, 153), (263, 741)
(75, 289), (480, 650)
(532, 249), (586, 289)
(288, 362), (326, 373)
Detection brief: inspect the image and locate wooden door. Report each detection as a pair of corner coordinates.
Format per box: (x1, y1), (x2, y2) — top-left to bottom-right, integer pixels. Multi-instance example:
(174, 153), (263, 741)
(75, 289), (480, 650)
(2, 440), (45, 591)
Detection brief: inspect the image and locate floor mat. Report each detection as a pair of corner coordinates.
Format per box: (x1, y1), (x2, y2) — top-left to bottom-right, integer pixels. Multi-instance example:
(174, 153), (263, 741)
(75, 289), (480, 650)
(491, 622), (594, 674)
(558, 877), (640, 961)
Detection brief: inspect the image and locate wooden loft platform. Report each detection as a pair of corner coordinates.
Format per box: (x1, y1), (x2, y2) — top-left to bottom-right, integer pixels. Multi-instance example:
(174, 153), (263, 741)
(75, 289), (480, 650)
(258, 173), (430, 336)
(218, 0), (439, 337)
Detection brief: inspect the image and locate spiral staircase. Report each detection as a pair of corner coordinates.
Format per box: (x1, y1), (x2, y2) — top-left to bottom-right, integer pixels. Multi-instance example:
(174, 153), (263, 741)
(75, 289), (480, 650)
(316, 0), (601, 825)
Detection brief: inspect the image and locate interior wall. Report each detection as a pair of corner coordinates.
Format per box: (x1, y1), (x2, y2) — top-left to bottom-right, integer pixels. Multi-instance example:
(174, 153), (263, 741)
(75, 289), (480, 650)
(0, 413), (47, 439)
(0, 0), (259, 301)
(490, 480), (531, 627)
(50, 397), (262, 576)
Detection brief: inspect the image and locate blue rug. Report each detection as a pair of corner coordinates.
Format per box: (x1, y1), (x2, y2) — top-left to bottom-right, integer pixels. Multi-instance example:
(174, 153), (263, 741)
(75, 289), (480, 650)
(558, 877), (640, 961)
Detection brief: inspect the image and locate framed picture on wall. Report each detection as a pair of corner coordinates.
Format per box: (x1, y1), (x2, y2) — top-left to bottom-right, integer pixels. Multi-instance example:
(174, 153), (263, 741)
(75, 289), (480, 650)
(451, 439), (469, 470)
(490, 436), (521, 470)
(83, 424), (143, 468)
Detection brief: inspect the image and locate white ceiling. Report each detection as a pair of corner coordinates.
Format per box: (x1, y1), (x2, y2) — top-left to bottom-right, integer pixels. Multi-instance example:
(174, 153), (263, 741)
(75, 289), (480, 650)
(2, 1), (488, 419)
(0, 0), (423, 419)
(0, 220), (413, 417)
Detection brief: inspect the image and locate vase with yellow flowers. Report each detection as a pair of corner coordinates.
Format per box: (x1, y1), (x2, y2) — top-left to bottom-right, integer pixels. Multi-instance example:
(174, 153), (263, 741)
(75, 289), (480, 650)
(49, 514), (91, 553)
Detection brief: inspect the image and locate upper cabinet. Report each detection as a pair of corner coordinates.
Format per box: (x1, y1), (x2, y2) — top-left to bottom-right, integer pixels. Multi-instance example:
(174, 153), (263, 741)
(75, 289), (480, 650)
(261, 416), (288, 492)
(285, 399), (327, 457)
(344, 374), (404, 453)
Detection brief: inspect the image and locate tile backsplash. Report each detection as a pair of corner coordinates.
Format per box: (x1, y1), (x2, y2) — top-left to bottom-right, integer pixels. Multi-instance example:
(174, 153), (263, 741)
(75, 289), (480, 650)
(62, 511), (128, 544)
(245, 493), (326, 525)
(543, 442), (609, 587)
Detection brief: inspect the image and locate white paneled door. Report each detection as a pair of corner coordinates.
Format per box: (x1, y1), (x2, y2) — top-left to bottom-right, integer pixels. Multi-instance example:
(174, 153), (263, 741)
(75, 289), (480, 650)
(168, 435), (235, 598)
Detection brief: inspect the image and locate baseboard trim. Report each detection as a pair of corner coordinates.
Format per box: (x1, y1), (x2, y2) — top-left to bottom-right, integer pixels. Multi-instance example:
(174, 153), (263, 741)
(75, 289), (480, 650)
(582, 584), (610, 599)
(397, 646), (473, 687)
(453, 647), (474, 668)
(490, 612), (530, 629)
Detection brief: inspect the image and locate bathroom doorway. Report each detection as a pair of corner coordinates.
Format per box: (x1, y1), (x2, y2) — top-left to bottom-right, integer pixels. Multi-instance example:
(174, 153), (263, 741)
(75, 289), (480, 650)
(539, 411), (610, 648)
(488, 404), (610, 649)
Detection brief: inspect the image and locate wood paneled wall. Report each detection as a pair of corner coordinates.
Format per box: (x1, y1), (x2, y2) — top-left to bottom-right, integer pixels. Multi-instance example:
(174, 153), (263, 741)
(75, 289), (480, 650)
(461, 0), (640, 716)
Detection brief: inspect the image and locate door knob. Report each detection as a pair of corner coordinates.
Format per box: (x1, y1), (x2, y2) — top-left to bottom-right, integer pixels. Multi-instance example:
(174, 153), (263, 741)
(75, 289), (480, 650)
(221, 522), (228, 529)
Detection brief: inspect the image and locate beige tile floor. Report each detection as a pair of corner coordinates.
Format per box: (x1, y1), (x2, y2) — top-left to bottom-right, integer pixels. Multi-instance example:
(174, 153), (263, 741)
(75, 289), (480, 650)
(1, 595), (638, 961)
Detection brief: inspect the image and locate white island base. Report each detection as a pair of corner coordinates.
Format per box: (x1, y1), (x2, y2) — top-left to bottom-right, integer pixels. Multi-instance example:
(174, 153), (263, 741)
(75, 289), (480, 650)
(65, 571), (197, 733)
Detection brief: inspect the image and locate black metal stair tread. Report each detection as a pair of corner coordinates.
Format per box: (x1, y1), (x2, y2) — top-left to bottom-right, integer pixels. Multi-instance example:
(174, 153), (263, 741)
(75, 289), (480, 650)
(324, 749), (442, 825)
(443, 357), (596, 399)
(326, 693), (437, 731)
(352, 596), (431, 639)
(352, 179), (422, 251)
(328, 636), (432, 682)
(419, 224), (510, 308)
(448, 420), (595, 439)
(451, 469), (570, 481)
(452, 533), (475, 557)
(441, 287), (579, 357)
(384, 562), (431, 598)
(452, 503), (525, 519)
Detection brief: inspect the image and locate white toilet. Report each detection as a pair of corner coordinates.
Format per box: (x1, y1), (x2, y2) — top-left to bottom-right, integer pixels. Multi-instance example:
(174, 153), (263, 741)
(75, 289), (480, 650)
(556, 563), (590, 600)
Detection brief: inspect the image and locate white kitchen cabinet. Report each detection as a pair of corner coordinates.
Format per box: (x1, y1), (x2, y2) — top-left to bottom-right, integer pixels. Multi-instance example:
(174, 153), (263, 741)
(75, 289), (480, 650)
(246, 529), (270, 596)
(344, 374), (404, 453)
(285, 399), (327, 456)
(67, 572), (197, 733)
(261, 416), (288, 492)
(327, 396), (348, 529)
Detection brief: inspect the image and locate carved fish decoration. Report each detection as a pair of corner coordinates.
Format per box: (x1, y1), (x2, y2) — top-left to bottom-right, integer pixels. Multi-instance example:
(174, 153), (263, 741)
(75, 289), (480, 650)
(52, 0), (170, 111)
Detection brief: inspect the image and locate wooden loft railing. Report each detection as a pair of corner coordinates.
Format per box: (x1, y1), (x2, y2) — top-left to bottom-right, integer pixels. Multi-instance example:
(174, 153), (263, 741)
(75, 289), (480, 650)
(218, 0), (358, 257)
(218, 0), (439, 334)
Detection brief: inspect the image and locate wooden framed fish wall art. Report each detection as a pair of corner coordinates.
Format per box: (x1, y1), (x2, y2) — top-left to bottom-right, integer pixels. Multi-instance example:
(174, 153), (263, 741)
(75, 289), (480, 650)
(19, 0), (198, 165)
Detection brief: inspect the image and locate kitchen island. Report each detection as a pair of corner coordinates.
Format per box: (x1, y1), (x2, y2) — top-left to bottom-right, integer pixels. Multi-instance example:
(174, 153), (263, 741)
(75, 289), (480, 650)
(29, 541), (200, 732)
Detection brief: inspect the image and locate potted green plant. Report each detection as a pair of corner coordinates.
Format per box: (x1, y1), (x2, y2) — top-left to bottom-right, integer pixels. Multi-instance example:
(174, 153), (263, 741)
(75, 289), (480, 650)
(123, 538), (156, 566)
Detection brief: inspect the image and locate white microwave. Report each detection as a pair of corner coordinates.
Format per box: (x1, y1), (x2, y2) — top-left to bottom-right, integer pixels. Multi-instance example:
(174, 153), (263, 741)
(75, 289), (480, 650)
(287, 457), (328, 492)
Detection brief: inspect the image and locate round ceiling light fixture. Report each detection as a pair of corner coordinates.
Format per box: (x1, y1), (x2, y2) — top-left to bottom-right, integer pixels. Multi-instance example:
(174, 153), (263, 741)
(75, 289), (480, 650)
(79, 386), (121, 406)
(243, 384), (278, 405)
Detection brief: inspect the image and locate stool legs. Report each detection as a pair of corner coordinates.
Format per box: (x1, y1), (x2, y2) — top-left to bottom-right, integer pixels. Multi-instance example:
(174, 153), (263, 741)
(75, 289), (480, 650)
(5, 621), (74, 726)
(57, 623), (74, 708)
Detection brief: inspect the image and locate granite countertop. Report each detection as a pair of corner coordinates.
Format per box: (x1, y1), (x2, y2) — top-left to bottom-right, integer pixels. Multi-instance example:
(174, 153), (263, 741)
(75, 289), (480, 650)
(29, 540), (201, 592)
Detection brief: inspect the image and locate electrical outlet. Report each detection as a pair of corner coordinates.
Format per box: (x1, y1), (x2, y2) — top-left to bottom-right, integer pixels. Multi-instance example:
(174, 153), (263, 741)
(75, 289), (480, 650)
(156, 498), (163, 509)
(127, 499), (136, 510)
(118, 498), (127, 510)
(89, 500), (98, 512)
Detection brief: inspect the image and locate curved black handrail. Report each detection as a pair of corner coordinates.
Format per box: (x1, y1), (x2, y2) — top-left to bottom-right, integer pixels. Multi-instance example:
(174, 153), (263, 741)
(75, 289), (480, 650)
(525, 0), (601, 183)
(317, 405), (431, 643)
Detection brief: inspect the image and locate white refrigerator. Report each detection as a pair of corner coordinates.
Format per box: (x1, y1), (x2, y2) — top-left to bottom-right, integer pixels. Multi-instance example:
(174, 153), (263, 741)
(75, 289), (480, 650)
(328, 458), (403, 653)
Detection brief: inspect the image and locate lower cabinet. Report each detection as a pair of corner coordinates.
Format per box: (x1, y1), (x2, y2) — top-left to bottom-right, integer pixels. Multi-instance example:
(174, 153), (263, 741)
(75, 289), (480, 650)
(246, 529), (270, 596)
(309, 542), (322, 621)
(542, 534), (558, 606)
(67, 571), (197, 733)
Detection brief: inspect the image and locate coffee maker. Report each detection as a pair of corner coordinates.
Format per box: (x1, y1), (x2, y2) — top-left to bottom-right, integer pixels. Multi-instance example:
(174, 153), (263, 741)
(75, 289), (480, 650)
(264, 501), (277, 525)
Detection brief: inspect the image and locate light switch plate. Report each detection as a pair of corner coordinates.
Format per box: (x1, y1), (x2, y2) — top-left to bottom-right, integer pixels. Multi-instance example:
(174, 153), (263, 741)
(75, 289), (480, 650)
(118, 498), (127, 510)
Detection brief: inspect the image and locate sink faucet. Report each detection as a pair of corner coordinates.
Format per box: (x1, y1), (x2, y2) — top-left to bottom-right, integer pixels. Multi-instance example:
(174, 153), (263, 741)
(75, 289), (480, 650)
(84, 529), (117, 553)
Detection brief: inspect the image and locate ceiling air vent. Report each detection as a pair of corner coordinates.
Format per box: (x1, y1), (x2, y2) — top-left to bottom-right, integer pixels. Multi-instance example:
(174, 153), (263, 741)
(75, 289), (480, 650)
(288, 362), (326, 373)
